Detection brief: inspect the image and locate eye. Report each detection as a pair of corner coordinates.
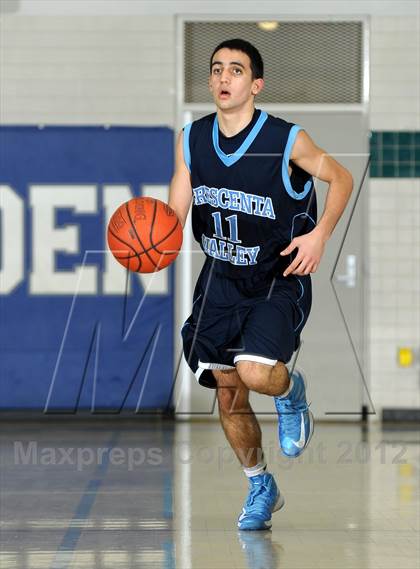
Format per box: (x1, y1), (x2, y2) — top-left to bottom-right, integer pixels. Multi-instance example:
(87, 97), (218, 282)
(232, 68), (242, 75)
(212, 67), (222, 75)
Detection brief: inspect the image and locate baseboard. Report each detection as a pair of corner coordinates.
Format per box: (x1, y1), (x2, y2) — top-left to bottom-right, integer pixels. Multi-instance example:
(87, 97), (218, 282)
(382, 408), (420, 422)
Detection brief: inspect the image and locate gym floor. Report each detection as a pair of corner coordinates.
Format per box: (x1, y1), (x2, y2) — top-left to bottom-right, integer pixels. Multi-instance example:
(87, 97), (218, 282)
(0, 419), (419, 569)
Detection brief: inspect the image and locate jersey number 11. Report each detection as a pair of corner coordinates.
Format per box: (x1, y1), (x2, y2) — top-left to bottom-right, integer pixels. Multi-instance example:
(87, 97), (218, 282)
(211, 212), (242, 244)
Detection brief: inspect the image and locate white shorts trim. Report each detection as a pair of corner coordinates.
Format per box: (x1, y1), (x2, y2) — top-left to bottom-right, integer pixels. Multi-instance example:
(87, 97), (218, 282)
(198, 360), (235, 371)
(233, 354), (277, 366)
(194, 367), (204, 382)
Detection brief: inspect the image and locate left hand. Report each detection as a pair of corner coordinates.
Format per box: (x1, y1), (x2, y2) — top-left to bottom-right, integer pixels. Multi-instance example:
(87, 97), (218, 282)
(280, 229), (326, 277)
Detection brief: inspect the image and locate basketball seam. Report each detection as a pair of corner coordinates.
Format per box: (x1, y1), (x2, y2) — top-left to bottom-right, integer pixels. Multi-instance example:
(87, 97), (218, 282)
(149, 199), (158, 249)
(115, 219), (180, 259)
(151, 217), (180, 255)
(148, 200), (180, 257)
(125, 202), (157, 269)
(108, 226), (143, 271)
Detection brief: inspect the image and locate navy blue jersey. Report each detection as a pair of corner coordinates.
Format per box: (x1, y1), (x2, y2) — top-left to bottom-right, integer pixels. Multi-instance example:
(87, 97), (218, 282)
(183, 108), (317, 279)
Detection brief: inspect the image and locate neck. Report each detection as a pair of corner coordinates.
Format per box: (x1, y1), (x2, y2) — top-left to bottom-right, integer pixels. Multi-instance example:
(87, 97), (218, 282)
(216, 104), (256, 137)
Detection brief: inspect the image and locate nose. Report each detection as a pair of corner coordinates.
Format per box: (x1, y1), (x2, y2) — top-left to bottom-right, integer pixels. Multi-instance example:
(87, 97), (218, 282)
(220, 69), (230, 83)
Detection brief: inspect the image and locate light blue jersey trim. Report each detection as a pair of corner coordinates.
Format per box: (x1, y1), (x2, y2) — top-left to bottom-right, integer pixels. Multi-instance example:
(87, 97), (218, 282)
(290, 212), (316, 331)
(294, 279), (305, 332)
(183, 122), (192, 172)
(282, 125), (313, 200)
(212, 110), (268, 167)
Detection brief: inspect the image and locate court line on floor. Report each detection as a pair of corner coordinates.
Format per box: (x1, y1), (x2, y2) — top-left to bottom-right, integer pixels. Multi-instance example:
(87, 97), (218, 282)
(49, 431), (119, 569)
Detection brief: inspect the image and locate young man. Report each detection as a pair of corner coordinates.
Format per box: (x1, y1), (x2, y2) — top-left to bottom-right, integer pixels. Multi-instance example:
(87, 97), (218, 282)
(169, 39), (353, 530)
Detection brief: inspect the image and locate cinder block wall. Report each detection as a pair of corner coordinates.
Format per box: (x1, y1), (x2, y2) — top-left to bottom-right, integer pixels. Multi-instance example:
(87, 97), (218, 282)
(369, 16), (419, 413)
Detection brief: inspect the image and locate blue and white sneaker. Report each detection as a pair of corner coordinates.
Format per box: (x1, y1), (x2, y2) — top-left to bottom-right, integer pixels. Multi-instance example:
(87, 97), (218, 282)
(237, 473), (285, 531)
(274, 368), (314, 458)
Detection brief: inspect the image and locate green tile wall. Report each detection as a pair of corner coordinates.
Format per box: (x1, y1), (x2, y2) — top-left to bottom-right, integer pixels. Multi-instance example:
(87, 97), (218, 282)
(370, 131), (420, 178)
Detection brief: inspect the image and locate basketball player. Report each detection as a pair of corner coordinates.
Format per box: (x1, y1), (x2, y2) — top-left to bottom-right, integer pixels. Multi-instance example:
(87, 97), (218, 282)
(169, 39), (353, 530)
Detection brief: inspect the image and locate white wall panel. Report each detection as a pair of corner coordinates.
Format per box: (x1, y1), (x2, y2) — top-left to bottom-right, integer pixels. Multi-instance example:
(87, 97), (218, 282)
(14, 0), (420, 16)
(369, 180), (420, 414)
(0, 16), (175, 126)
(370, 16), (420, 130)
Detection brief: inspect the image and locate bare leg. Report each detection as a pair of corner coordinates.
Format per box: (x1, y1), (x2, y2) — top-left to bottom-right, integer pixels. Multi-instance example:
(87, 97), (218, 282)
(236, 360), (290, 397)
(213, 368), (264, 468)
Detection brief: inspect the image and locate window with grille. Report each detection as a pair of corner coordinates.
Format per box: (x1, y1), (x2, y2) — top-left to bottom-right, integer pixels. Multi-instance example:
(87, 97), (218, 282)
(184, 20), (364, 104)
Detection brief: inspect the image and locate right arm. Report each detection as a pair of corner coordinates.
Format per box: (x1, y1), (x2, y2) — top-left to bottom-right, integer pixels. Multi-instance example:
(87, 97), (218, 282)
(168, 130), (193, 228)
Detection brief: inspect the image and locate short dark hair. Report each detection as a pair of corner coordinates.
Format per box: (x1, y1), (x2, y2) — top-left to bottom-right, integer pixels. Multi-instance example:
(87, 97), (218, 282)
(210, 38), (264, 79)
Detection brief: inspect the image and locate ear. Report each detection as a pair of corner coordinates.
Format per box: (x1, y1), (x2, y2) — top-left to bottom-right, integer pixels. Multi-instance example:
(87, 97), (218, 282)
(252, 78), (265, 96)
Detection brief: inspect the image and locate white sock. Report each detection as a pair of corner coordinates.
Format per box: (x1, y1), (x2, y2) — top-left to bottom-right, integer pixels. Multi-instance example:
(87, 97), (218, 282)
(243, 460), (267, 478)
(277, 378), (294, 398)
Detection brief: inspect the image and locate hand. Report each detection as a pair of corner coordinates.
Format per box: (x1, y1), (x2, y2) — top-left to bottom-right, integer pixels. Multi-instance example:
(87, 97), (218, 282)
(280, 228), (327, 277)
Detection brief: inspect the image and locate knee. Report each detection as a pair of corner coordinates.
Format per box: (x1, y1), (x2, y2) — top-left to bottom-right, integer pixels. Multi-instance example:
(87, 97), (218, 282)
(214, 371), (249, 414)
(235, 361), (272, 394)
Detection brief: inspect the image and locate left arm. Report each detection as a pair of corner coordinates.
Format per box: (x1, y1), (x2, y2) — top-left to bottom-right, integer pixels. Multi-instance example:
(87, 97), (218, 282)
(281, 129), (354, 277)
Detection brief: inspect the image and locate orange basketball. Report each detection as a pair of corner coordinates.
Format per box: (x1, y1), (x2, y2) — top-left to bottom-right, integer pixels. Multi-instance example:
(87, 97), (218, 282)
(107, 197), (183, 273)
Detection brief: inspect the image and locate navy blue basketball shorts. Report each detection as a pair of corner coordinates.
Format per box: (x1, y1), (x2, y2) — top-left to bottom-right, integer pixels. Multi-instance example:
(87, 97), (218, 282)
(181, 258), (312, 389)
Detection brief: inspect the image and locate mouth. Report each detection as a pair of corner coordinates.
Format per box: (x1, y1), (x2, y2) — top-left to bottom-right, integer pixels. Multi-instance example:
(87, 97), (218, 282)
(219, 90), (231, 99)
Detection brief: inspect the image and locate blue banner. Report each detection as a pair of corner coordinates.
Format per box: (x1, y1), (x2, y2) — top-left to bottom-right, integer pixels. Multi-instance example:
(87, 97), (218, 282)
(0, 126), (175, 412)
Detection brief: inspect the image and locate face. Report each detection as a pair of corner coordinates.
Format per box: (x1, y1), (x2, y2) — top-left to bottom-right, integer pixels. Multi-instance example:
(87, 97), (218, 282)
(209, 48), (264, 111)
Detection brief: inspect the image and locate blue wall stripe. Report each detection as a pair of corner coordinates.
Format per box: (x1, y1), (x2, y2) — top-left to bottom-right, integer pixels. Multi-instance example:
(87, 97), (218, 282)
(370, 130), (420, 178)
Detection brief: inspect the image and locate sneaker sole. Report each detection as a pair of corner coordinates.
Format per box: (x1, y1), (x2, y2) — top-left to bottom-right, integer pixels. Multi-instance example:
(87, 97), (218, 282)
(272, 491), (285, 513)
(297, 367), (314, 453)
(290, 409), (314, 458)
(238, 491), (285, 531)
(283, 367), (314, 458)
